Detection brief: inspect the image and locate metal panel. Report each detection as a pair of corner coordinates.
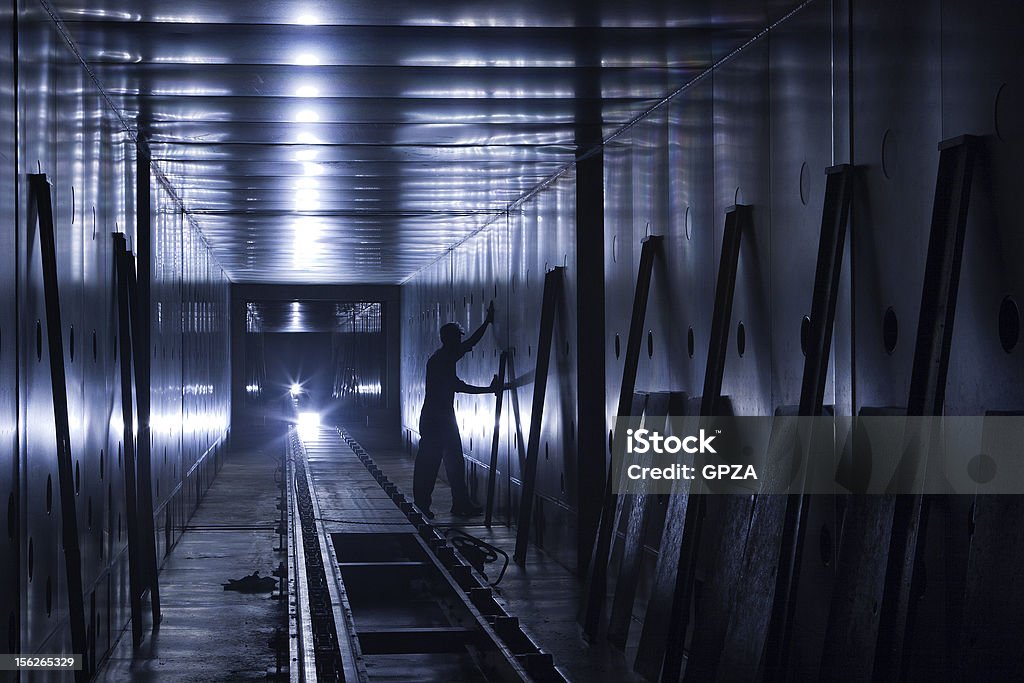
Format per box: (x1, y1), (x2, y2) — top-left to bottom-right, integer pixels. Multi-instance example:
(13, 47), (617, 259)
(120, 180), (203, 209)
(0, 0), (16, 662)
(8, 2), (232, 668)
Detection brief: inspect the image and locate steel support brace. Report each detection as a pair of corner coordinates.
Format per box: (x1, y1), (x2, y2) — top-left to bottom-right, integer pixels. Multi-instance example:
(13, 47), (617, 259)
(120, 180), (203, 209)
(113, 234), (146, 646)
(513, 267), (565, 565)
(876, 134), (979, 679)
(28, 174), (89, 680)
(717, 166), (854, 681)
(484, 351), (508, 528)
(580, 235), (663, 640)
(634, 206), (749, 682)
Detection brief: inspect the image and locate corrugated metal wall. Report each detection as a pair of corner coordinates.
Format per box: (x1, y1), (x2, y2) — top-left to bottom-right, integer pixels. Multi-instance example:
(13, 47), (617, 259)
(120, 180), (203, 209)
(0, 0), (231, 668)
(401, 0), (1024, 675)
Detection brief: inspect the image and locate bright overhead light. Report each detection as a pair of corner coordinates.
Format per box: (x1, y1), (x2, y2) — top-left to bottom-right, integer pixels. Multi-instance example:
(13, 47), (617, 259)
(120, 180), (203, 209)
(289, 382), (302, 396)
(296, 187), (321, 203)
(295, 13), (319, 25)
(295, 84), (320, 97)
(295, 109), (320, 123)
(296, 131), (320, 144)
(294, 148), (319, 161)
(301, 162), (323, 176)
(294, 53), (320, 66)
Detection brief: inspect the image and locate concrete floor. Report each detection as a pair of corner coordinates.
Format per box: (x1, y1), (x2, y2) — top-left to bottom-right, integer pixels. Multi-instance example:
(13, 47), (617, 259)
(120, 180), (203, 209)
(95, 439), (287, 682)
(93, 424), (643, 682)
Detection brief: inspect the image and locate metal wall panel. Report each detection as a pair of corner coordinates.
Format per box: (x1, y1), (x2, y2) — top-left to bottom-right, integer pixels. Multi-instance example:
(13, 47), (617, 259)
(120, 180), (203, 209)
(0, 0), (17, 661)
(395, 1), (1024, 677)
(6, 1), (232, 668)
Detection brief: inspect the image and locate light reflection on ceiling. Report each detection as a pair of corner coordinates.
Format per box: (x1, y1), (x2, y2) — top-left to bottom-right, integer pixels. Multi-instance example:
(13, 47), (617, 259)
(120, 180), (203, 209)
(51, 0), (806, 283)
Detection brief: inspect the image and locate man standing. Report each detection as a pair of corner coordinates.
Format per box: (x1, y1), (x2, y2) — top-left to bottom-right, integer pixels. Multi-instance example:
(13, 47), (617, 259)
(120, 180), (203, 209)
(414, 301), (499, 518)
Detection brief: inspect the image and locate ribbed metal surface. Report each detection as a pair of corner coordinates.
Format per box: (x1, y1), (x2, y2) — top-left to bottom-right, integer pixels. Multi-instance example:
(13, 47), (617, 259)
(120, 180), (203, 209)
(43, 0), (808, 283)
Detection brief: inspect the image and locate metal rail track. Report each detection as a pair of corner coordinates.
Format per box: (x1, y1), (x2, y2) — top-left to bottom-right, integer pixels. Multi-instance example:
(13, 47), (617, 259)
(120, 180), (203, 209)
(285, 423), (567, 682)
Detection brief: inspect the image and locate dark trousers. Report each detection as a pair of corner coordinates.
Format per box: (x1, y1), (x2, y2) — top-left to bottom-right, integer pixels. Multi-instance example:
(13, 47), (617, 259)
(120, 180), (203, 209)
(414, 412), (471, 510)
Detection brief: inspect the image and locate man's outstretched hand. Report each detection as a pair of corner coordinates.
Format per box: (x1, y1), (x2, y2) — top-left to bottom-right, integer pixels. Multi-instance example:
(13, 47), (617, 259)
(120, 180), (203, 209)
(485, 300), (496, 325)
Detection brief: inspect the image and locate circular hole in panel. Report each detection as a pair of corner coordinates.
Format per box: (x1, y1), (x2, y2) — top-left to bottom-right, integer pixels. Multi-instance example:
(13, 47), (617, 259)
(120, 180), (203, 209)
(968, 453), (997, 484)
(614, 333), (621, 359)
(736, 322), (746, 357)
(994, 83), (1008, 142)
(46, 475), (52, 514)
(687, 327), (695, 358)
(799, 162), (810, 206)
(647, 330), (654, 359)
(883, 307), (899, 355)
(998, 296), (1020, 353)
(684, 207), (692, 240)
(819, 525), (833, 566)
(36, 321), (42, 362)
(800, 315), (811, 356)
(881, 129), (897, 180)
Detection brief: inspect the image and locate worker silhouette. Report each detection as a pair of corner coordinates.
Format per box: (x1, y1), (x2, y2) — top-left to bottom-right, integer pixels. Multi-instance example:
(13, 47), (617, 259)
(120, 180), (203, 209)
(414, 301), (500, 518)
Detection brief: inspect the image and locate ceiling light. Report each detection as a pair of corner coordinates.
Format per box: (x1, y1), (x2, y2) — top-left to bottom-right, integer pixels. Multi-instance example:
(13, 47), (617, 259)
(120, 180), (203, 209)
(294, 53), (320, 66)
(295, 109), (320, 122)
(295, 84), (320, 98)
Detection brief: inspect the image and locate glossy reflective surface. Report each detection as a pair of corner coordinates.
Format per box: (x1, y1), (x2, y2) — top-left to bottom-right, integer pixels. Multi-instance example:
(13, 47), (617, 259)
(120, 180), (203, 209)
(49, 0), (806, 282)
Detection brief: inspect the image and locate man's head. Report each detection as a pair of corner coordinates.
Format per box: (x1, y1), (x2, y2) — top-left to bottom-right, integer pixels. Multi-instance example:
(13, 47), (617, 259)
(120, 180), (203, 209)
(439, 322), (465, 347)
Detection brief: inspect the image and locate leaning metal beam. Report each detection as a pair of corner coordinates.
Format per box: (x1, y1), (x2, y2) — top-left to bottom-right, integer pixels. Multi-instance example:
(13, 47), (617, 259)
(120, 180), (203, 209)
(634, 206), (749, 682)
(580, 235), (662, 640)
(28, 174), (89, 680)
(513, 266), (565, 565)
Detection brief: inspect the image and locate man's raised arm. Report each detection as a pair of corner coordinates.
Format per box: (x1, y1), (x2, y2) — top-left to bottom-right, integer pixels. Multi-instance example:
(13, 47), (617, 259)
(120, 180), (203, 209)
(461, 300), (495, 352)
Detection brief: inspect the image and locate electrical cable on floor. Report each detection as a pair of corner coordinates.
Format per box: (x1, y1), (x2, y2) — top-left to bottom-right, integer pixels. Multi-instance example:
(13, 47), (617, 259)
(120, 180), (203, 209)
(442, 527), (510, 587)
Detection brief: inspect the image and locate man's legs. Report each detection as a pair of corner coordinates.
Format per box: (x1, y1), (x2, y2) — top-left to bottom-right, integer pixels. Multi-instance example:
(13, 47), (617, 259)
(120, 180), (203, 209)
(413, 426), (444, 512)
(439, 423), (474, 511)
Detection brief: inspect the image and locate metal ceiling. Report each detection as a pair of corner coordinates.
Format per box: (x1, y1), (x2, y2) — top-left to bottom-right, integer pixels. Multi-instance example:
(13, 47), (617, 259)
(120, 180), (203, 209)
(50, 0), (805, 283)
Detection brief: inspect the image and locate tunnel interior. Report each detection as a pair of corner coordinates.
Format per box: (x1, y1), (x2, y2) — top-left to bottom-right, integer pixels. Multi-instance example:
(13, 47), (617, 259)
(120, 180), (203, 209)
(2, 0), (1024, 681)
